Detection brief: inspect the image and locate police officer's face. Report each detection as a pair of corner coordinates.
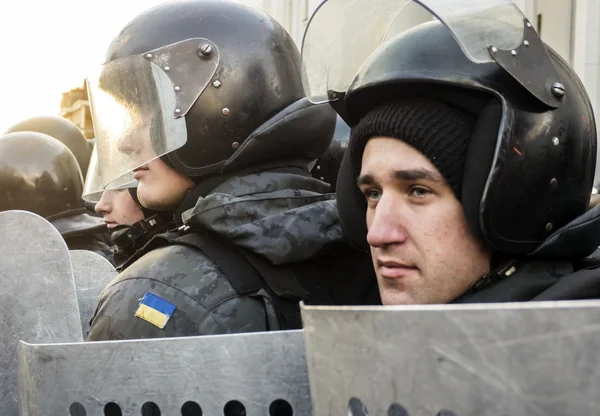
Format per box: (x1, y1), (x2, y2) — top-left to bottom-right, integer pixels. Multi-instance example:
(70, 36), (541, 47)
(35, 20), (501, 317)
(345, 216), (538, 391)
(133, 158), (195, 211)
(358, 137), (490, 305)
(117, 115), (195, 211)
(95, 189), (145, 228)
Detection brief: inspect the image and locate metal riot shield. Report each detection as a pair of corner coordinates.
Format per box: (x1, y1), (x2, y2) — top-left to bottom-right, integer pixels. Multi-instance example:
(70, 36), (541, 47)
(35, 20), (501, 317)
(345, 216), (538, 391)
(301, 302), (600, 416)
(69, 250), (117, 335)
(18, 330), (310, 415)
(0, 211), (83, 416)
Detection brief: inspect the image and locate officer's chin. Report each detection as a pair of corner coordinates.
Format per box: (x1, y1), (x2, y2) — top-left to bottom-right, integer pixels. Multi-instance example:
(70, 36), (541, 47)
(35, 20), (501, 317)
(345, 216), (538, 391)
(136, 181), (158, 211)
(138, 184), (182, 212)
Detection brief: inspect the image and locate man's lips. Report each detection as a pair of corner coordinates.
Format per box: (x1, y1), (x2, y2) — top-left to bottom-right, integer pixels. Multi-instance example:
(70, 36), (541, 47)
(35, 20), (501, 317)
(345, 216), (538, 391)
(377, 259), (417, 279)
(104, 220), (117, 229)
(133, 165), (149, 179)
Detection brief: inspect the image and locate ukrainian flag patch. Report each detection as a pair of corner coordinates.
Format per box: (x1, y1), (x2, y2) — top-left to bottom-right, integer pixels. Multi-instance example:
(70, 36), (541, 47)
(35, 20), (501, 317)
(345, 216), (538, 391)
(135, 292), (176, 329)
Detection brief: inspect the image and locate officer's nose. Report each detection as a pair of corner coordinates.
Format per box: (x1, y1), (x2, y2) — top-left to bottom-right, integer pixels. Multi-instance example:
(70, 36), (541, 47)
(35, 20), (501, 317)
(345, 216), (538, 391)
(95, 191), (111, 214)
(366, 193), (408, 248)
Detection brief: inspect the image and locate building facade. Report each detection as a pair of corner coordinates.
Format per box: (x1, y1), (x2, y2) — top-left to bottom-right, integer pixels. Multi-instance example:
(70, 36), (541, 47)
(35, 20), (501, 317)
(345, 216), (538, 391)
(59, 83), (94, 139)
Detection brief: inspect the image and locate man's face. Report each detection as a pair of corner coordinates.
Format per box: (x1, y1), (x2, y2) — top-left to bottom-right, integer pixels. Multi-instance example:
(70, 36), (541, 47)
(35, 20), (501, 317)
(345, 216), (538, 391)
(357, 137), (490, 305)
(115, 118), (195, 212)
(95, 189), (145, 228)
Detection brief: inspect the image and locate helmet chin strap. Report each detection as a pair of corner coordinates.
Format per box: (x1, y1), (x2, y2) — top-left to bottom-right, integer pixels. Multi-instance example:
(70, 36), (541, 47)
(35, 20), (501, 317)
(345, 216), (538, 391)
(110, 224), (142, 250)
(464, 259), (519, 296)
(110, 213), (168, 250)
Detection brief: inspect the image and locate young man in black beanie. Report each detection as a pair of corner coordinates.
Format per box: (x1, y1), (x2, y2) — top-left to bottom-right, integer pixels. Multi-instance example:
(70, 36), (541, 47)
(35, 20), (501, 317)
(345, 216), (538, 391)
(353, 98), (490, 304)
(302, 3), (600, 305)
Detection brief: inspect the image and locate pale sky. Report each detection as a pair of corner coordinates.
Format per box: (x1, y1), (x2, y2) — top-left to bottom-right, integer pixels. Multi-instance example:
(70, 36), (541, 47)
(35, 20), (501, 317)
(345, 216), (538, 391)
(0, 0), (262, 132)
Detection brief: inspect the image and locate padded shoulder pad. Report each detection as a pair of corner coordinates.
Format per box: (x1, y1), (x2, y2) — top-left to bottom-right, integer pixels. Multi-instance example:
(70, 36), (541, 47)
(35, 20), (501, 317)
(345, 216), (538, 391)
(119, 244), (211, 281)
(531, 205), (600, 260)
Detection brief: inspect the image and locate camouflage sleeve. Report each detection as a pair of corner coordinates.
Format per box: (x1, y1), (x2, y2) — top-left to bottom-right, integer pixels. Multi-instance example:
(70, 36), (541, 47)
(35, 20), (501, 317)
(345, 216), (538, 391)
(87, 244), (269, 341)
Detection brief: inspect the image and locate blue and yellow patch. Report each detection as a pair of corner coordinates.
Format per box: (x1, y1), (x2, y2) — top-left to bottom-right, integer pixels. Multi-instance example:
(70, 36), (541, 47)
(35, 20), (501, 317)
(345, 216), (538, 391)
(135, 292), (176, 329)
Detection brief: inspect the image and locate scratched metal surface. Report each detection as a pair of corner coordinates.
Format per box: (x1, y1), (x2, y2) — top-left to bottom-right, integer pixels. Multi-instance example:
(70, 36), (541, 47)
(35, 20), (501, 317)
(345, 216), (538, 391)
(0, 211), (83, 416)
(70, 250), (117, 336)
(302, 302), (600, 416)
(18, 330), (310, 416)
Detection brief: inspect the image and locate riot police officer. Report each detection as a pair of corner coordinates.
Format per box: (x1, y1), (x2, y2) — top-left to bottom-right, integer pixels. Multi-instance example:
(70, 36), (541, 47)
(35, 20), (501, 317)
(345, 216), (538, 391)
(84, 145), (175, 271)
(87, 0), (378, 341)
(302, 0), (600, 304)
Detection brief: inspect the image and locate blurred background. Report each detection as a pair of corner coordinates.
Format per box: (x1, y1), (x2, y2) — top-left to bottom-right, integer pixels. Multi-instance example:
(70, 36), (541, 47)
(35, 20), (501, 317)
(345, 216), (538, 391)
(0, 0), (596, 140)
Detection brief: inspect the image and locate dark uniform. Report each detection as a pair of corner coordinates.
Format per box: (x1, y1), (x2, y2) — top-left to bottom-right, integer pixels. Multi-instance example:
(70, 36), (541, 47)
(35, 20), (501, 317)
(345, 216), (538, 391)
(87, 0), (378, 341)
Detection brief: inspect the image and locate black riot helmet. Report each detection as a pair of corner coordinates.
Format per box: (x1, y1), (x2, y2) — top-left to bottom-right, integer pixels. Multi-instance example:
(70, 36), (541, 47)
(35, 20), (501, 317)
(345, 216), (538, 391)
(302, 0), (597, 255)
(5, 115), (93, 177)
(89, 0), (335, 189)
(0, 132), (84, 217)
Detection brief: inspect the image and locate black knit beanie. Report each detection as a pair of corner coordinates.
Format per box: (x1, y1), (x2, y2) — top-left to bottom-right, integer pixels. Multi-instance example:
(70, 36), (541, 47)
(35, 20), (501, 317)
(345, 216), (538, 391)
(349, 97), (475, 197)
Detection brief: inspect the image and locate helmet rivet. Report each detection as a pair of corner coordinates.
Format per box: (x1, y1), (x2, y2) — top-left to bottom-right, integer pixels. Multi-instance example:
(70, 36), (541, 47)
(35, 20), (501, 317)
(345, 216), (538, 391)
(232, 141), (240, 149)
(551, 82), (566, 98)
(222, 108), (230, 116)
(145, 53), (153, 59)
(175, 108), (181, 114)
(552, 137), (560, 146)
(491, 46), (498, 53)
(550, 178), (558, 188)
(212, 80), (222, 88)
(164, 66), (170, 72)
(527, 22), (532, 28)
(511, 50), (517, 56)
(320, 177), (325, 181)
(316, 165), (321, 170)
(200, 44), (213, 56)
(545, 222), (553, 232)
(174, 86), (181, 92)
(523, 40), (530, 47)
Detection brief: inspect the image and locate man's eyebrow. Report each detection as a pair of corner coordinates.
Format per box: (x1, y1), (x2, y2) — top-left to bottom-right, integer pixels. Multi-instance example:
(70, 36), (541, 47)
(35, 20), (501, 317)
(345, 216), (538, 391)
(357, 168), (445, 187)
(394, 168), (445, 184)
(356, 173), (375, 187)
